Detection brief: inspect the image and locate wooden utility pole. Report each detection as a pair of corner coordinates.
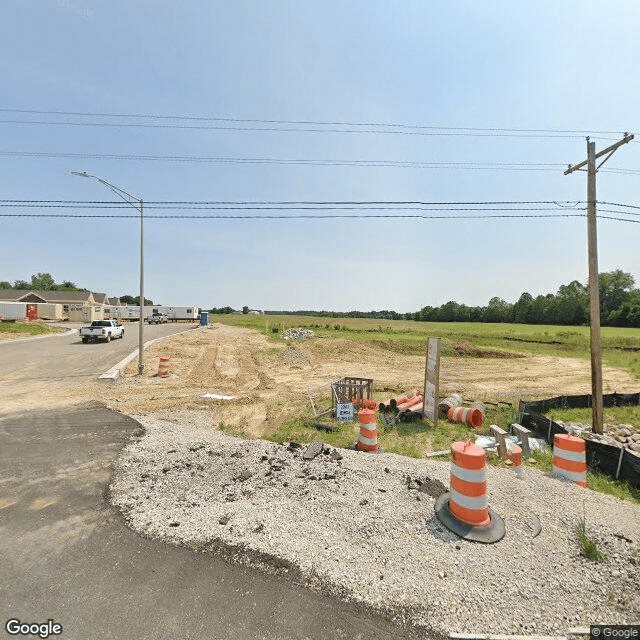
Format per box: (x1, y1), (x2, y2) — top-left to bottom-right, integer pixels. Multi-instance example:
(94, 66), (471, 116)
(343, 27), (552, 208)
(565, 133), (634, 434)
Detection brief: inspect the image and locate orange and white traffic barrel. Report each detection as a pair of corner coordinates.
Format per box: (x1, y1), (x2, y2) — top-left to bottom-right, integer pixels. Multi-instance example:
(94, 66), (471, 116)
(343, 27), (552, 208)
(356, 408), (378, 452)
(434, 440), (505, 543)
(157, 356), (172, 377)
(447, 406), (484, 429)
(511, 443), (524, 479)
(552, 434), (587, 488)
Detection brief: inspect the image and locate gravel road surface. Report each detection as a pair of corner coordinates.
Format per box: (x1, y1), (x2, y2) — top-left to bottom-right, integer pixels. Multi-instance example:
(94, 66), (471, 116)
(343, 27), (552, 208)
(111, 414), (640, 637)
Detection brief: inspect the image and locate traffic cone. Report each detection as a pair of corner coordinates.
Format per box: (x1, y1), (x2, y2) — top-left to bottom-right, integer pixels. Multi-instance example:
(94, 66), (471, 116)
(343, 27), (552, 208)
(553, 434), (587, 488)
(435, 440), (505, 543)
(356, 409), (378, 452)
(157, 356), (172, 377)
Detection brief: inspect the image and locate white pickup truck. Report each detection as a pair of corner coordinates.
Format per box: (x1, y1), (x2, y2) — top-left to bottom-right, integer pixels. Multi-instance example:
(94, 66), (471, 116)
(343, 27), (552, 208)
(147, 312), (169, 324)
(79, 320), (125, 343)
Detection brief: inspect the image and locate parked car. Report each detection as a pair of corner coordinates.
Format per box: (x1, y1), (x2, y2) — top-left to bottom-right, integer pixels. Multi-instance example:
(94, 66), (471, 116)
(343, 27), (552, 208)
(147, 312), (169, 324)
(79, 320), (125, 343)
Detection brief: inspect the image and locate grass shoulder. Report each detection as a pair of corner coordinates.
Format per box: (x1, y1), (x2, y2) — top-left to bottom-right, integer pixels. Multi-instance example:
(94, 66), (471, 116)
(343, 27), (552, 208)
(0, 321), (66, 337)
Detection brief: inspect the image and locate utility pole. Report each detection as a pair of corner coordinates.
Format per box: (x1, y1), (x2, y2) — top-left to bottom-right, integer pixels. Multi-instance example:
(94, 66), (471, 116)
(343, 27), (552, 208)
(565, 133), (634, 434)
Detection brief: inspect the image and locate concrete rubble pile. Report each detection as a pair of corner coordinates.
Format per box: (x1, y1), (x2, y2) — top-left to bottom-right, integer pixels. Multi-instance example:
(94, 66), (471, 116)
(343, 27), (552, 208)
(282, 327), (315, 340)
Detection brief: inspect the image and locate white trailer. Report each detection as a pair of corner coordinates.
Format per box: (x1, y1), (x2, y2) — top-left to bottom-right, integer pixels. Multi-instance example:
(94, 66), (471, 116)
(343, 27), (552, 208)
(125, 305), (199, 321)
(153, 306), (199, 321)
(0, 302), (27, 321)
(126, 306), (155, 320)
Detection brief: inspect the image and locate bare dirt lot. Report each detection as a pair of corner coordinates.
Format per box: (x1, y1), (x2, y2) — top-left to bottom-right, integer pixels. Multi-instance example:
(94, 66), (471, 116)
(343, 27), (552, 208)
(92, 323), (639, 435)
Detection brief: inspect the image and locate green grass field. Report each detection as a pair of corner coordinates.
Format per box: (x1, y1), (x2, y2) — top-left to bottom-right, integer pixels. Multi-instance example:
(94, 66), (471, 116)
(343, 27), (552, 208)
(0, 321), (65, 337)
(211, 313), (640, 379)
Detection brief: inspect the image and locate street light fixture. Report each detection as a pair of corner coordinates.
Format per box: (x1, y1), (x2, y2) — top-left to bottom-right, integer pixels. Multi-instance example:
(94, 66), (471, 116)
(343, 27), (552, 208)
(71, 171), (146, 374)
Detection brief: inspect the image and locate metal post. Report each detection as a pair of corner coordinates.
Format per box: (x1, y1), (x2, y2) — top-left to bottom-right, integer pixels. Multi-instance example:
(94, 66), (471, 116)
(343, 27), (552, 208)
(138, 199), (145, 374)
(586, 142), (603, 434)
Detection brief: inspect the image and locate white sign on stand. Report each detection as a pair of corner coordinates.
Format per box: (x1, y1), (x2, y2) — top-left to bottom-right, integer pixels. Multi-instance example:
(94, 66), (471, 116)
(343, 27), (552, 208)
(423, 337), (441, 425)
(336, 403), (354, 422)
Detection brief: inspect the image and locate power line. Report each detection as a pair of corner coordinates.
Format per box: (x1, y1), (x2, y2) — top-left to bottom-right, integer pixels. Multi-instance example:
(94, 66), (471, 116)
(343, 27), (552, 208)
(0, 150), (568, 170)
(599, 201), (640, 210)
(0, 200), (587, 212)
(0, 108), (629, 138)
(0, 212), (587, 220)
(598, 215), (640, 224)
(0, 199), (586, 205)
(0, 118), (623, 139)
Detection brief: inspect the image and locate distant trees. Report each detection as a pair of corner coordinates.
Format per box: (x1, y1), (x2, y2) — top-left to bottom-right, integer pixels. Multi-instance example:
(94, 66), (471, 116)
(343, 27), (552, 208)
(1, 273), (85, 291)
(210, 306), (234, 314)
(30, 272), (56, 290)
(120, 295), (155, 305)
(242, 306), (249, 314)
(411, 270), (638, 328)
(598, 269), (635, 323)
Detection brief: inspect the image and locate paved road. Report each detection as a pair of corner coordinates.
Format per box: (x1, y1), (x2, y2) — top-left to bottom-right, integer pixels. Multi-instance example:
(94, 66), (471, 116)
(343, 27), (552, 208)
(0, 407), (434, 640)
(0, 322), (195, 382)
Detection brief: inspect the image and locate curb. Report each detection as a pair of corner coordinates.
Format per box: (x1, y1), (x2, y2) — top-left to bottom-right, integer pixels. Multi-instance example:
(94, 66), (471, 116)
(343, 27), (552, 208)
(99, 326), (199, 381)
(0, 326), (77, 345)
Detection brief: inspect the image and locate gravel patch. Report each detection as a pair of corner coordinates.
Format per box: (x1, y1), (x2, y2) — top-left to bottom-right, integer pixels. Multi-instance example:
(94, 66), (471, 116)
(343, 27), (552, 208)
(281, 327), (315, 340)
(110, 415), (640, 636)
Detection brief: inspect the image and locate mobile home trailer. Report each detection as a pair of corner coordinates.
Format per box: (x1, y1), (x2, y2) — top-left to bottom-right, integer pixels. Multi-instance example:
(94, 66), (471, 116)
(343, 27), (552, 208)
(152, 306), (199, 321)
(0, 302), (27, 321)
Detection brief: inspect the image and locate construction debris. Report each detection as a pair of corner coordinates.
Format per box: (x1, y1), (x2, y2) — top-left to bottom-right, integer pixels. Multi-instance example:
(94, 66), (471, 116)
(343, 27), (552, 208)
(282, 327), (315, 340)
(311, 422), (337, 432)
(201, 393), (236, 400)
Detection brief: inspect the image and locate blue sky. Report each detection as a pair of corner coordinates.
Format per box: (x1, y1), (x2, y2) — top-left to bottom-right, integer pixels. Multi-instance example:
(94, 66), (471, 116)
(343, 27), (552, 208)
(1, 1), (639, 312)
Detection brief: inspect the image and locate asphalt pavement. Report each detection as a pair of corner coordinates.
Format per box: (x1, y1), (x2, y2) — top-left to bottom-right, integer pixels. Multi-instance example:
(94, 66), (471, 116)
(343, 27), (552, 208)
(0, 334), (435, 639)
(0, 321), (194, 382)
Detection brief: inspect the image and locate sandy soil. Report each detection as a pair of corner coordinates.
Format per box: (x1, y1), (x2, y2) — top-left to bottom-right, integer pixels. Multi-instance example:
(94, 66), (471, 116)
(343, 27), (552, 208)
(0, 332), (33, 341)
(89, 323), (639, 436)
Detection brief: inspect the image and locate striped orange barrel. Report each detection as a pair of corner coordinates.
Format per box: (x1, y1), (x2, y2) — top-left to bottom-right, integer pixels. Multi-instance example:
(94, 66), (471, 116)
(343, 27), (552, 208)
(449, 440), (490, 527)
(447, 406), (484, 429)
(356, 408), (378, 452)
(511, 443), (524, 479)
(553, 434), (587, 488)
(157, 356), (172, 377)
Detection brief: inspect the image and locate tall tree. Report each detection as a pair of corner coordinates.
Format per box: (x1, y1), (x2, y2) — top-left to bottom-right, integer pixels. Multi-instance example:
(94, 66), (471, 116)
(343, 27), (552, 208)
(30, 272), (56, 290)
(513, 292), (533, 324)
(556, 280), (588, 325)
(598, 270), (634, 322)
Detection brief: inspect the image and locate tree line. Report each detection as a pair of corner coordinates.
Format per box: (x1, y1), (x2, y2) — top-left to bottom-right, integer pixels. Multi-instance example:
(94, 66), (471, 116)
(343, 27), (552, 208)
(258, 269), (640, 328)
(0, 272), (86, 292)
(0, 273), (154, 305)
(414, 270), (638, 327)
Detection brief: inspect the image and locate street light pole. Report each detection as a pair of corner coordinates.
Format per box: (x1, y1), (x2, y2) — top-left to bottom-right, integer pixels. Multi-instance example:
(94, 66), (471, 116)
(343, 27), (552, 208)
(71, 171), (146, 374)
(138, 198), (144, 374)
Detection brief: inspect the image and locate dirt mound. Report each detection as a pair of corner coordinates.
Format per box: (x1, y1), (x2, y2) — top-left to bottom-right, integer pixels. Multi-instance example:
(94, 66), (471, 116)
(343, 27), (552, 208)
(451, 340), (524, 359)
